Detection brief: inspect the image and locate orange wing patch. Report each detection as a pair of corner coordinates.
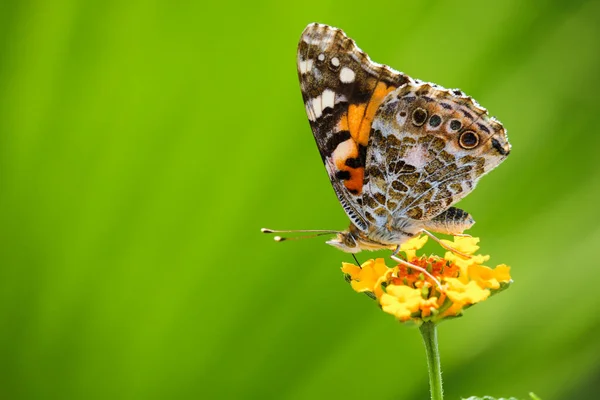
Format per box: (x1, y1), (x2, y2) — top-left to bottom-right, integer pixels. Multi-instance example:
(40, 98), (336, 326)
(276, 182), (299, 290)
(346, 81), (397, 146)
(332, 138), (364, 194)
(334, 81), (397, 194)
(344, 168), (364, 193)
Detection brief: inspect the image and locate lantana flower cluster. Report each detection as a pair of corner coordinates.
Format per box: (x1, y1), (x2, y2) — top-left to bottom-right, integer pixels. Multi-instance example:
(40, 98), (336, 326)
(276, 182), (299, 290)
(341, 235), (511, 323)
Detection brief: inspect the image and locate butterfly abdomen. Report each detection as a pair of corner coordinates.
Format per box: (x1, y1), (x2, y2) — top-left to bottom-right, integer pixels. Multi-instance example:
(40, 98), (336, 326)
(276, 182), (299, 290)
(422, 207), (475, 236)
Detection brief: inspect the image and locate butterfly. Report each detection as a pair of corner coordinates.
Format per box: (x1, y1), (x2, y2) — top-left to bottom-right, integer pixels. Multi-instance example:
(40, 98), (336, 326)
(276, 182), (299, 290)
(263, 23), (510, 263)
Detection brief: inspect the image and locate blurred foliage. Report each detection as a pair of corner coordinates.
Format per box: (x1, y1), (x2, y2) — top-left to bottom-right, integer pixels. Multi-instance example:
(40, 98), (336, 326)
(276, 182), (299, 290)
(0, 0), (599, 399)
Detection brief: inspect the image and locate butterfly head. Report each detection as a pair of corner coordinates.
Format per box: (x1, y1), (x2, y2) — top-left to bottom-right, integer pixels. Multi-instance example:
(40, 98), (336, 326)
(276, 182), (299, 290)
(326, 232), (360, 253)
(326, 224), (396, 253)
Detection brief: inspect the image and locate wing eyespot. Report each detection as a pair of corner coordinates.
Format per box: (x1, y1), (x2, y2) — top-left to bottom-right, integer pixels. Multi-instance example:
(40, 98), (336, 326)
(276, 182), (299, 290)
(459, 130), (479, 149)
(428, 114), (442, 128)
(448, 119), (462, 132)
(412, 107), (428, 126)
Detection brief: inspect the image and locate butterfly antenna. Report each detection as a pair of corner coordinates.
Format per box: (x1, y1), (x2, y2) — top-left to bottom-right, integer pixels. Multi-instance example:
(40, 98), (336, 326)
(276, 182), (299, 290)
(261, 228), (340, 242)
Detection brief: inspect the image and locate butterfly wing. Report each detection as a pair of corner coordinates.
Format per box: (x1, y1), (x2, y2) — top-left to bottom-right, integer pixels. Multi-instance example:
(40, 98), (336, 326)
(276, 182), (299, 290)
(297, 23), (409, 231)
(362, 81), (510, 230)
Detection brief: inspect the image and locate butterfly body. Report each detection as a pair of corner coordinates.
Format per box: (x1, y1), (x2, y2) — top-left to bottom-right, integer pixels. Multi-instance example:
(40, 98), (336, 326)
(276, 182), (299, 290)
(297, 23), (510, 254)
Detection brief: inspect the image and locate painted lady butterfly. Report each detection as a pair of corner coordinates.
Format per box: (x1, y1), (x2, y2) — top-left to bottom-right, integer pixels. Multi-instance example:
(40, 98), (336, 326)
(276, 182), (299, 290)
(264, 23), (510, 259)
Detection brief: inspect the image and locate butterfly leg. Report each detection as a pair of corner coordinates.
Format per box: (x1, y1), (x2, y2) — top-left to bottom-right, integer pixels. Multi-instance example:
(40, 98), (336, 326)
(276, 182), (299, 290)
(391, 247), (443, 290)
(420, 229), (471, 259)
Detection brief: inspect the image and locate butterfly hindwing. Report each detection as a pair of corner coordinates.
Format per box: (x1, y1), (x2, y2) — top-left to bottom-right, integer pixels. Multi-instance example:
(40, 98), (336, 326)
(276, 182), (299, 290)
(363, 81), (509, 228)
(297, 23), (409, 231)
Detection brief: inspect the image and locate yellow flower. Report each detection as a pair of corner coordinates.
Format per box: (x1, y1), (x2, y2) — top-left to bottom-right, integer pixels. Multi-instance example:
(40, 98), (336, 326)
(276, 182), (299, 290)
(342, 235), (511, 324)
(441, 236), (490, 278)
(468, 263), (511, 290)
(442, 278), (490, 317)
(380, 285), (425, 321)
(341, 258), (389, 294)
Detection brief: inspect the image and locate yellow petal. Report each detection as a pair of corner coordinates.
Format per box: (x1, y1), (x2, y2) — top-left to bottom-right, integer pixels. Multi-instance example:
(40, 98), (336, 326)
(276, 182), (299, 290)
(385, 285), (424, 305)
(400, 235), (428, 259)
(370, 258), (389, 276)
(401, 235), (429, 251)
(494, 264), (511, 282)
(379, 285), (424, 321)
(341, 263), (361, 279)
(344, 258), (390, 293)
(380, 294), (414, 321)
(373, 269), (394, 299)
(441, 302), (464, 317)
(444, 252), (490, 280)
(468, 264), (511, 289)
(350, 280), (374, 293)
(445, 278), (490, 305)
(441, 236), (481, 256)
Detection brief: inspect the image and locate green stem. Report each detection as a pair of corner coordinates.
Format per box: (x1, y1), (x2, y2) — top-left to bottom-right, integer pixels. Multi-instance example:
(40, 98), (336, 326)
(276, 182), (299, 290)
(419, 321), (443, 400)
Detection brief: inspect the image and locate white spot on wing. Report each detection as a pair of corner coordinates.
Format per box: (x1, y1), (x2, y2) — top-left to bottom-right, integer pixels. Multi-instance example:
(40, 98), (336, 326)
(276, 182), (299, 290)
(331, 57), (340, 67)
(331, 138), (355, 163)
(311, 95), (323, 119)
(303, 36), (324, 45)
(298, 59), (313, 74)
(403, 143), (429, 169)
(340, 67), (355, 83)
(318, 53), (325, 61)
(321, 89), (335, 111)
(307, 90), (336, 121)
(395, 111), (407, 126)
(335, 93), (348, 104)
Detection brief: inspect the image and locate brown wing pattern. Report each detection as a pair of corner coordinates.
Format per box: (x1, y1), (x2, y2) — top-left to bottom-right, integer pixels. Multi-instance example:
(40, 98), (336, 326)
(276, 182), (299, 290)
(297, 23), (409, 231)
(362, 82), (510, 230)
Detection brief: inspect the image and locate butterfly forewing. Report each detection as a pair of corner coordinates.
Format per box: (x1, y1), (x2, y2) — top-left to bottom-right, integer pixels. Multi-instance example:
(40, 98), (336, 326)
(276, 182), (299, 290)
(297, 23), (409, 231)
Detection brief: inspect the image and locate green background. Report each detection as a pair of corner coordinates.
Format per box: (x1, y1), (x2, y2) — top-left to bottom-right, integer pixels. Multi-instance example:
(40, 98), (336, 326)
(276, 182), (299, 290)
(1, 0), (599, 399)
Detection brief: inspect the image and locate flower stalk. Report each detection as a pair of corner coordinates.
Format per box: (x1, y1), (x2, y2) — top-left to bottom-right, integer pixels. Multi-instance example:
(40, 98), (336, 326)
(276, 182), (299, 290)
(420, 321), (443, 400)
